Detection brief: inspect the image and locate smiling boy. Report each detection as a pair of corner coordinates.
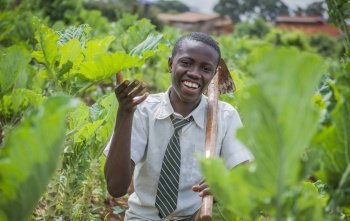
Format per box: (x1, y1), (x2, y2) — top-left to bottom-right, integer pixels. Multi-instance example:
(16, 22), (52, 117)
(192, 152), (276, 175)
(104, 32), (253, 220)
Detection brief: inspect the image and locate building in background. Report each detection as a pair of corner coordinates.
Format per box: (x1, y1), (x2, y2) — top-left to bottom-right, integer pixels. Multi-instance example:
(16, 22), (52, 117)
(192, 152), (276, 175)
(275, 16), (348, 37)
(158, 12), (233, 35)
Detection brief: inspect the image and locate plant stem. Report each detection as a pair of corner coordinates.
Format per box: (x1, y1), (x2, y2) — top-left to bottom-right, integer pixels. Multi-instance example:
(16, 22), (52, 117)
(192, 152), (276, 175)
(74, 80), (100, 98)
(38, 29), (62, 92)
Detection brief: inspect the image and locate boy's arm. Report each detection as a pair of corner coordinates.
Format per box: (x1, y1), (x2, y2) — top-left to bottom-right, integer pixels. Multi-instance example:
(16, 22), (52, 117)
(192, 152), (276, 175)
(104, 74), (148, 198)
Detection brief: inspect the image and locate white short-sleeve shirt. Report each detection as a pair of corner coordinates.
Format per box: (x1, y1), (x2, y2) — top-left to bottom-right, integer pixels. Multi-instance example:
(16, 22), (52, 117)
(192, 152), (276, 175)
(104, 89), (253, 220)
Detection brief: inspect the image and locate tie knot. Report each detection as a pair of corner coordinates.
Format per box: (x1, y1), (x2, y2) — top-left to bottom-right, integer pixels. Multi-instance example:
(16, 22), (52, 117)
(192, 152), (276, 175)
(170, 115), (193, 133)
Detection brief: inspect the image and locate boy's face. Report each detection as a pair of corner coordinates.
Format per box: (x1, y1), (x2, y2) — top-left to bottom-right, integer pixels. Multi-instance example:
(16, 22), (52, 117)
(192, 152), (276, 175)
(168, 39), (219, 107)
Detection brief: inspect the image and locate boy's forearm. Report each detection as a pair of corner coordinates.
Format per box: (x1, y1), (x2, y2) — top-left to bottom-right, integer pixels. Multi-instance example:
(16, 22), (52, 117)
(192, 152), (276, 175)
(104, 111), (135, 197)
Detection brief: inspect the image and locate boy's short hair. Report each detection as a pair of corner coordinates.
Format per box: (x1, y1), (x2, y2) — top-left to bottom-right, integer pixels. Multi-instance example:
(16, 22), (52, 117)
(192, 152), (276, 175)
(171, 32), (221, 67)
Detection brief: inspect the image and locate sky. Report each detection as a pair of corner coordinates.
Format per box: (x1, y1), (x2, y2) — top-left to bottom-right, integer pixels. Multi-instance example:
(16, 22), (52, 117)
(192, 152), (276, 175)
(174, 0), (320, 13)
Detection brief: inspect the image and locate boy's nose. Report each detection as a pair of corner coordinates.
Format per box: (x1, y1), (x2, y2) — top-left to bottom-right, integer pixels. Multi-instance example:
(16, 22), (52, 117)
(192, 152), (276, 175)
(187, 66), (201, 78)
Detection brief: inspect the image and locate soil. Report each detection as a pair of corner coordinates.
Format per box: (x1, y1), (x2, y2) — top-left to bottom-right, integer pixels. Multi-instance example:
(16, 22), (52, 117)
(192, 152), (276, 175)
(100, 181), (134, 221)
(100, 196), (128, 221)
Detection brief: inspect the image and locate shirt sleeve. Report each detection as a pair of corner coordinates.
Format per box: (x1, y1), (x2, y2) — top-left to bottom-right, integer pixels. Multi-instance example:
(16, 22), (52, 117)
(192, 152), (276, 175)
(103, 108), (148, 165)
(220, 109), (254, 169)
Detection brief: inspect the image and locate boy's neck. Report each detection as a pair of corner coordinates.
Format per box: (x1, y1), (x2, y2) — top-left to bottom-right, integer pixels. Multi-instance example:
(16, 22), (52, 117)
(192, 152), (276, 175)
(169, 90), (201, 117)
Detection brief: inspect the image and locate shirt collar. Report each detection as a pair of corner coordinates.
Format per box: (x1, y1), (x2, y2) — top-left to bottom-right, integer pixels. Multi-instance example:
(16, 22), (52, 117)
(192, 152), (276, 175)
(155, 87), (206, 129)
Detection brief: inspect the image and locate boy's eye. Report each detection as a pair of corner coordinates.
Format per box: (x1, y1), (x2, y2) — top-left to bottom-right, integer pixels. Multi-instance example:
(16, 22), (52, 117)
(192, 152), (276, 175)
(181, 61), (191, 66)
(202, 66), (212, 72)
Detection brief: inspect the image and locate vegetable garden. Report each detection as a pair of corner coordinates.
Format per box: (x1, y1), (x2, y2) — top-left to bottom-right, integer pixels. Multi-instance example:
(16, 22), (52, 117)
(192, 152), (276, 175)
(0, 0), (349, 220)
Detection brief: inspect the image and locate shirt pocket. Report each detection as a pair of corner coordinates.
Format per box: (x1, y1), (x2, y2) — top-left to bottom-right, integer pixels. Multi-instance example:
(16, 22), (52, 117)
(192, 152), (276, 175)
(191, 144), (206, 184)
(180, 139), (205, 186)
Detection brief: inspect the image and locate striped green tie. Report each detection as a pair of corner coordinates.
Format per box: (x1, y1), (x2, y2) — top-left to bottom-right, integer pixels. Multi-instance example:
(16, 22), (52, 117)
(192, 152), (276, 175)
(155, 115), (194, 218)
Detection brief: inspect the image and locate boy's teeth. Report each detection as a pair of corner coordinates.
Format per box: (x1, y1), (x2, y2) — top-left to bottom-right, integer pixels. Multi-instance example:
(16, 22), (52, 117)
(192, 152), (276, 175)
(184, 81), (199, 89)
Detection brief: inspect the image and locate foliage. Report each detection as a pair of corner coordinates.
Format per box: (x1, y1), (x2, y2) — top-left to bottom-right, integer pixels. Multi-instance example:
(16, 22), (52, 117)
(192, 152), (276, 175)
(0, 11), (168, 219)
(0, 45), (31, 97)
(0, 2), (40, 49)
(234, 18), (272, 39)
(1, 0), (350, 220)
(214, 0), (289, 22)
(154, 0), (190, 13)
(313, 82), (350, 211)
(265, 29), (312, 51)
(305, 1), (328, 17)
(0, 45), (44, 142)
(52, 93), (118, 220)
(214, 0), (241, 22)
(30, 18), (168, 220)
(326, 0), (350, 56)
(309, 33), (343, 58)
(294, 1), (328, 18)
(311, 1), (350, 218)
(201, 46), (326, 220)
(74, 10), (111, 39)
(0, 95), (76, 221)
(83, 0), (123, 21)
(31, 18), (167, 97)
(39, 0), (84, 25)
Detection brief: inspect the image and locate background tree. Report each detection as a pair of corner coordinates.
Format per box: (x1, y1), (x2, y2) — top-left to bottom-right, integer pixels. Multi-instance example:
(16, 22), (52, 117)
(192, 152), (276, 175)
(294, 6), (305, 16)
(293, 1), (327, 19)
(154, 0), (190, 13)
(214, 0), (289, 22)
(304, 1), (327, 17)
(214, 0), (241, 22)
(257, 0), (289, 21)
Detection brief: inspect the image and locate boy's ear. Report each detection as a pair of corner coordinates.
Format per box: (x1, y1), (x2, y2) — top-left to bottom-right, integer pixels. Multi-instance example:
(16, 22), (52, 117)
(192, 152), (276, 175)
(168, 57), (173, 73)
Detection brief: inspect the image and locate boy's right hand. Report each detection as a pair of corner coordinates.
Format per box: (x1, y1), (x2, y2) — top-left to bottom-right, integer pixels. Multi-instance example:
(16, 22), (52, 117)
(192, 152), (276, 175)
(114, 72), (149, 113)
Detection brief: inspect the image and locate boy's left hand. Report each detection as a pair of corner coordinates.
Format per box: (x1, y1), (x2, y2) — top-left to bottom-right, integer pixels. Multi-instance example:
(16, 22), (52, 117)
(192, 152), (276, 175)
(192, 180), (211, 197)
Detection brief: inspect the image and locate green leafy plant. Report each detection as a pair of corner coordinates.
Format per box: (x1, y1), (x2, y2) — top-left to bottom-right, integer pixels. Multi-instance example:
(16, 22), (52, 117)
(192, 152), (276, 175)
(326, 0), (350, 55)
(234, 18), (272, 39)
(32, 18), (168, 97)
(201, 46), (326, 220)
(0, 45), (44, 144)
(29, 18), (169, 220)
(0, 95), (77, 221)
(312, 1), (350, 218)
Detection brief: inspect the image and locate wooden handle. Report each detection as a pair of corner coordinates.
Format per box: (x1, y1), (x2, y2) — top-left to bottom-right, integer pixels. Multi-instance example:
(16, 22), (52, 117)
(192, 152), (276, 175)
(201, 195), (214, 221)
(201, 71), (219, 220)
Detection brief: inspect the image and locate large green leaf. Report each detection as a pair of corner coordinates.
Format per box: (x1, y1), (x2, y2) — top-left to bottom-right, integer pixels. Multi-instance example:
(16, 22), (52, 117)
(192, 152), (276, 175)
(0, 45), (31, 96)
(79, 52), (141, 80)
(129, 32), (165, 56)
(122, 19), (168, 56)
(56, 24), (91, 48)
(84, 36), (116, 62)
(122, 19), (156, 54)
(0, 89), (44, 122)
(32, 17), (60, 68)
(0, 95), (77, 221)
(201, 47), (325, 220)
(315, 91), (350, 208)
(58, 38), (84, 71)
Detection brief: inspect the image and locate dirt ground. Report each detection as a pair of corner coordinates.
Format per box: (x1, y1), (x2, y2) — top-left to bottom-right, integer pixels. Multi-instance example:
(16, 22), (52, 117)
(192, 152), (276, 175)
(101, 196), (128, 221)
(101, 182), (134, 221)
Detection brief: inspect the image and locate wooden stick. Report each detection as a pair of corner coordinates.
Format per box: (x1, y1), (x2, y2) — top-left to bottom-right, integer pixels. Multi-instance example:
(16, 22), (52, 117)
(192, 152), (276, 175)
(200, 70), (220, 221)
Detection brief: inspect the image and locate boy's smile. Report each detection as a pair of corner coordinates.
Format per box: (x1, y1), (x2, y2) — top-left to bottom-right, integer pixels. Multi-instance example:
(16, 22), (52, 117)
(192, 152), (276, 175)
(168, 39), (219, 116)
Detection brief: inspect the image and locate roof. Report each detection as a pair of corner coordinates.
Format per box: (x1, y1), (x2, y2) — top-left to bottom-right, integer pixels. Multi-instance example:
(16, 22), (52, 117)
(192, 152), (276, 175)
(276, 16), (324, 24)
(214, 19), (232, 27)
(158, 12), (220, 23)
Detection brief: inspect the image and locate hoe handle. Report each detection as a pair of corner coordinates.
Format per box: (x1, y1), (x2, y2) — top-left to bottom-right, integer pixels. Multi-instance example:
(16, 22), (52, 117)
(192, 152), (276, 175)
(200, 72), (219, 221)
